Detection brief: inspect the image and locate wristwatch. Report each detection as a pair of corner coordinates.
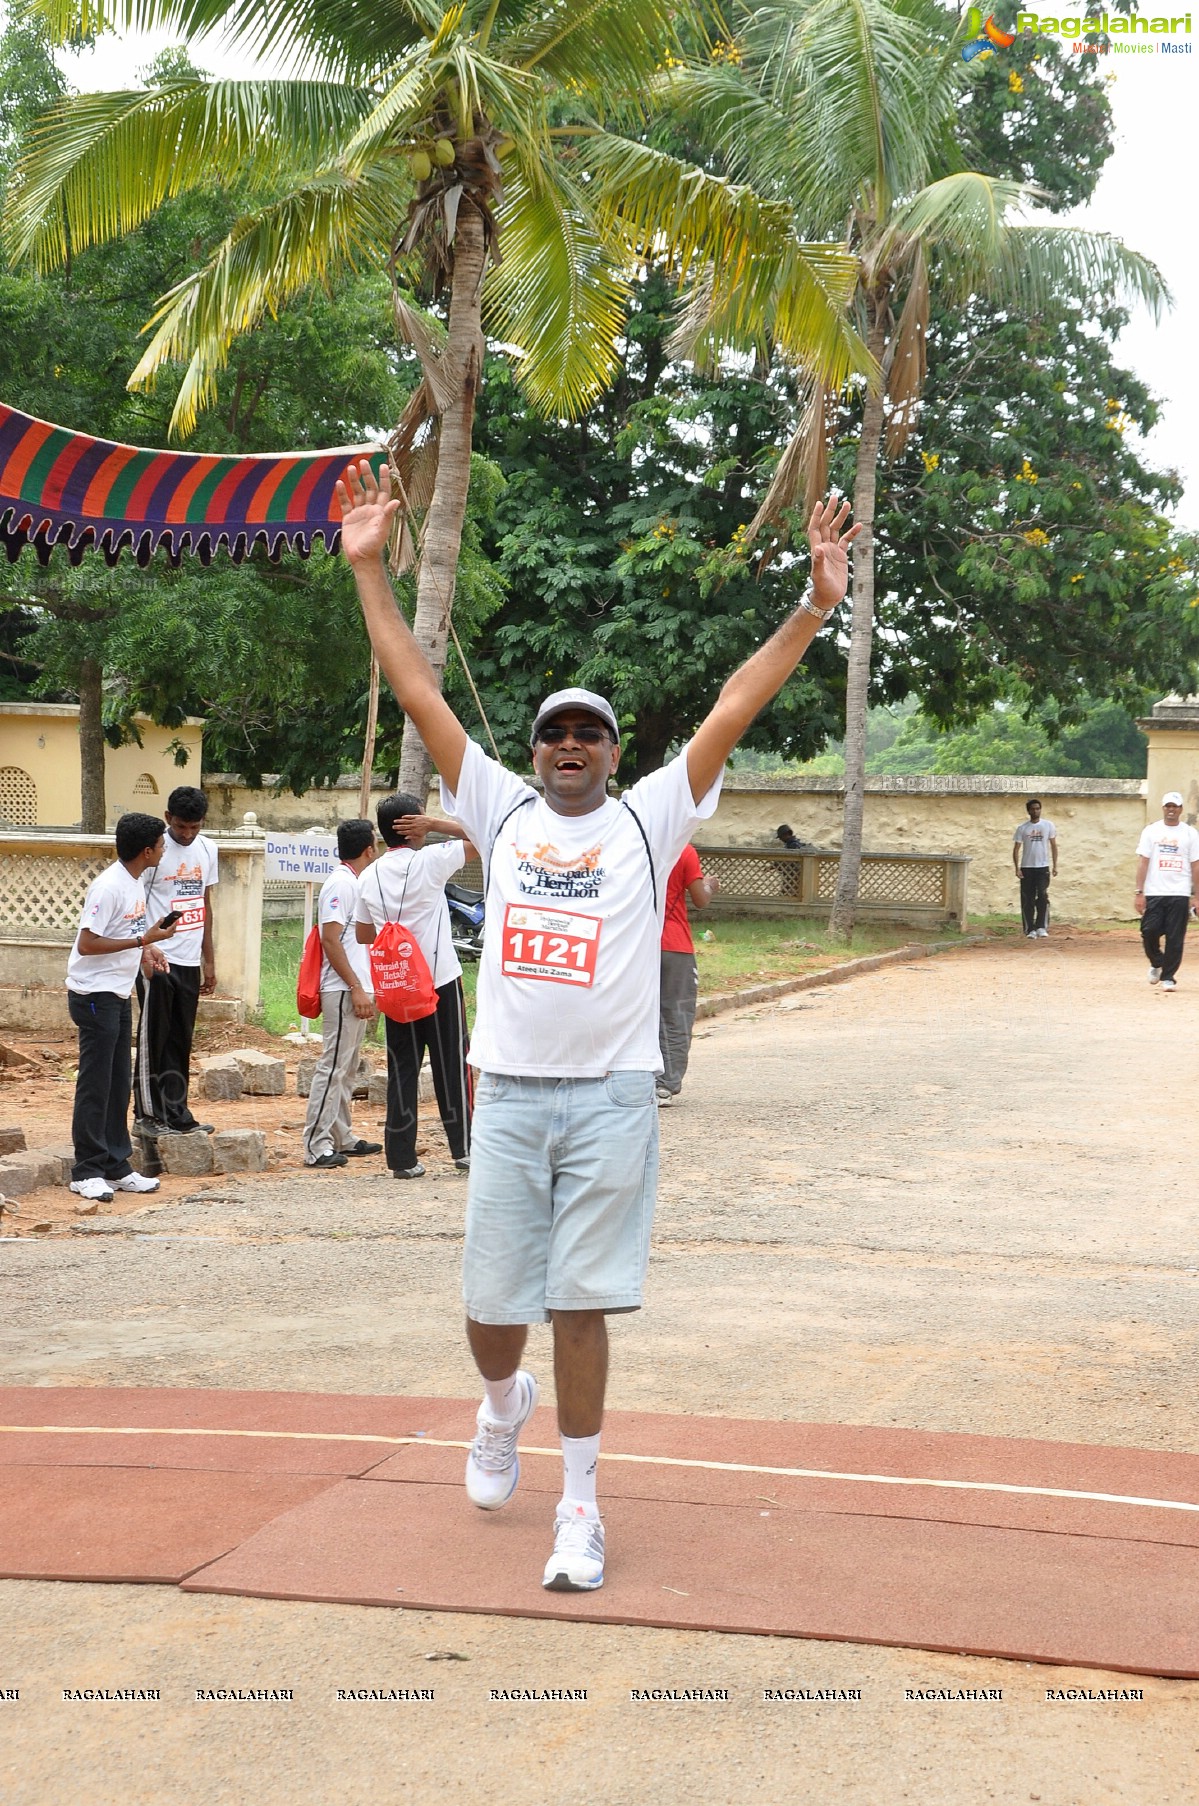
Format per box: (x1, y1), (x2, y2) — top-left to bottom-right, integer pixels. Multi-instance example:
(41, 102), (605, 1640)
(798, 582), (837, 622)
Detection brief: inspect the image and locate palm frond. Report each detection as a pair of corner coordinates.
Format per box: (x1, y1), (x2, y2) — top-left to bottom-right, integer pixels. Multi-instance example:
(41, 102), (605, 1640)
(127, 164), (407, 435)
(884, 241), (926, 457)
(744, 376), (831, 556)
(505, 0), (675, 96)
(887, 174), (1169, 317)
(3, 79), (375, 268)
(482, 161), (628, 418)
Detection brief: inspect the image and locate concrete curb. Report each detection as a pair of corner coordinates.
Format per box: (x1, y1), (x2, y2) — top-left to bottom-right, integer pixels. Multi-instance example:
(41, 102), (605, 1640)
(694, 934), (992, 1021)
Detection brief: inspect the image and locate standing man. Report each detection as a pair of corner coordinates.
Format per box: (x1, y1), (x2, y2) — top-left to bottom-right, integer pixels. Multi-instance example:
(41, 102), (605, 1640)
(338, 458), (858, 1593)
(657, 847), (719, 1106)
(135, 786), (219, 1134)
(1013, 798), (1057, 940)
(67, 812), (179, 1203)
(1135, 792), (1199, 992)
(302, 818), (383, 1169)
(355, 796), (474, 1180)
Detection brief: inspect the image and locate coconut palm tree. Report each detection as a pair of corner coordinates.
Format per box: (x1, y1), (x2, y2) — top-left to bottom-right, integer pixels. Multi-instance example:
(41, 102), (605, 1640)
(665, 0), (1167, 936)
(4, 0), (863, 794)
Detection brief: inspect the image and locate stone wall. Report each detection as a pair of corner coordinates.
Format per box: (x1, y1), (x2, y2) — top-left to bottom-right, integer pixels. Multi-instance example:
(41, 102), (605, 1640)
(702, 777), (1145, 921)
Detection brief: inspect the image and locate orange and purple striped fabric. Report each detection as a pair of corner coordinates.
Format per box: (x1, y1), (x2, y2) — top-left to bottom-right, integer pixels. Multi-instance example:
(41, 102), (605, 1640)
(0, 404), (385, 566)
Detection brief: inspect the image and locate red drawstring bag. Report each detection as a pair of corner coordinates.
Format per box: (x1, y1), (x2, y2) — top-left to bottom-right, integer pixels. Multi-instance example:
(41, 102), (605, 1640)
(296, 923), (324, 1019)
(369, 921), (438, 1023)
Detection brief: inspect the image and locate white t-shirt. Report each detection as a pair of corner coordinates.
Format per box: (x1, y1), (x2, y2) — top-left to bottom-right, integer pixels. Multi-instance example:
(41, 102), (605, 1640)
(318, 863), (373, 993)
(355, 841), (465, 990)
(1137, 819), (1199, 896)
(66, 861), (148, 997)
(141, 831), (219, 967)
(442, 737), (722, 1076)
(1013, 819), (1055, 869)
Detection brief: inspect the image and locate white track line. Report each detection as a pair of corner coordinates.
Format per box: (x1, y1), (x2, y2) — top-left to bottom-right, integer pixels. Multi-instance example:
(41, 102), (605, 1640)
(3, 1424), (1198, 1516)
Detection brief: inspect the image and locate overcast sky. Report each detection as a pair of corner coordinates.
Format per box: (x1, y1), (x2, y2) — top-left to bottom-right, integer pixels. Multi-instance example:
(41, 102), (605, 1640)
(36, 23), (1199, 531)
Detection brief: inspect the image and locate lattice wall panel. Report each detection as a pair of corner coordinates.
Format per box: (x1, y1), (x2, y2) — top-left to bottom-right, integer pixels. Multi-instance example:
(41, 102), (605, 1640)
(0, 767), (37, 827)
(814, 858), (944, 905)
(702, 854), (804, 900)
(0, 854), (110, 938)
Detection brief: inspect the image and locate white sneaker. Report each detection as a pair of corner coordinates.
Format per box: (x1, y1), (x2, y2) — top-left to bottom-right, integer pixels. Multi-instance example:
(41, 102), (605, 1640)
(464, 1371), (539, 1510)
(113, 1172), (160, 1193)
(1148, 966), (1162, 985)
(69, 1177), (114, 1203)
(1036, 929), (1049, 939)
(1160, 978), (1177, 992)
(542, 1508), (605, 1592)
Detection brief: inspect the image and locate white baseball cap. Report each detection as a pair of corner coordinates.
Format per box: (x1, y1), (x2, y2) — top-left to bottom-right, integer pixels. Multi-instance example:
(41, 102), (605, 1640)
(530, 687), (619, 743)
(1163, 791), (1185, 807)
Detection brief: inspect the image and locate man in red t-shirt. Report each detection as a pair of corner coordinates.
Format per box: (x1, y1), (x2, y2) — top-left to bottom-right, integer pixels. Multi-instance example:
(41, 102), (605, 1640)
(658, 846), (719, 1104)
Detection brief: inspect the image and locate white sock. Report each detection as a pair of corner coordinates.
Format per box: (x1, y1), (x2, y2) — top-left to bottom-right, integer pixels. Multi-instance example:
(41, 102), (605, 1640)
(482, 1373), (522, 1421)
(559, 1432), (601, 1515)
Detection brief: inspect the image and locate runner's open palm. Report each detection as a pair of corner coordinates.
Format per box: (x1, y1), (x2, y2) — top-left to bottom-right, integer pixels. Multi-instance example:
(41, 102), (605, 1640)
(808, 495), (862, 612)
(336, 460), (402, 565)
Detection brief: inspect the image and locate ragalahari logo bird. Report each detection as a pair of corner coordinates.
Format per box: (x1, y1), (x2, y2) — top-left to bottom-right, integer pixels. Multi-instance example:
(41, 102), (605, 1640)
(961, 8), (1018, 59)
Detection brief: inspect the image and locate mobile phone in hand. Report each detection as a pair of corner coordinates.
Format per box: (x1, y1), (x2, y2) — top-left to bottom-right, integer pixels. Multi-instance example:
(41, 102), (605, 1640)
(158, 910), (184, 929)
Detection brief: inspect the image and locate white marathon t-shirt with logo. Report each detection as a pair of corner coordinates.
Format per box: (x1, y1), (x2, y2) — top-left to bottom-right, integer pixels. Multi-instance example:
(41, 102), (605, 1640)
(1137, 818), (1199, 896)
(355, 841), (466, 990)
(317, 863), (374, 993)
(66, 861), (148, 997)
(1013, 819), (1056, 868)
(442, 737), (722, 1077)
(142, 832), (219, 967)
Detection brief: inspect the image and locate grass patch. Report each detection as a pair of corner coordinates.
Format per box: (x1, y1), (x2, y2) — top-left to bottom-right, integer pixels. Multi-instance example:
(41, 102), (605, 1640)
(256, 913), (965, 1038)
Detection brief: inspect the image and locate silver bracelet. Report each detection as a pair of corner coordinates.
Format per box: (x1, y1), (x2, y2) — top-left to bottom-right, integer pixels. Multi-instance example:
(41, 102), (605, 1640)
(797, 583), (836, 622)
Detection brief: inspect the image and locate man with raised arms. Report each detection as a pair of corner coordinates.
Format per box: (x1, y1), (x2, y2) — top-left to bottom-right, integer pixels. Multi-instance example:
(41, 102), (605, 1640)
(338, 459), (859, 1592)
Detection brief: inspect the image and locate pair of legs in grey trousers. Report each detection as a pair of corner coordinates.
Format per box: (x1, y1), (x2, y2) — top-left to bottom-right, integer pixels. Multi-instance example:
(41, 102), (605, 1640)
(658, 950), (699, 1097)
(303, 988), (369, 1163)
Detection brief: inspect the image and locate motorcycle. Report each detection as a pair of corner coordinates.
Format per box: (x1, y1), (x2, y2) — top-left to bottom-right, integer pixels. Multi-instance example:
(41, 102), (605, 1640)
(446, 880), (485, 961)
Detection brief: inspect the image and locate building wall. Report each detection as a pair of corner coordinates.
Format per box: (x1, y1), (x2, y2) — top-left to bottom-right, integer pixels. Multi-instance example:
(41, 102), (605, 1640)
(0, 703), (204, 830)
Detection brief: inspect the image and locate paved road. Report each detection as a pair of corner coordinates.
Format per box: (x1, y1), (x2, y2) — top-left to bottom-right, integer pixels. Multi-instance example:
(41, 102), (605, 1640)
(2, 933), (1197, 1803)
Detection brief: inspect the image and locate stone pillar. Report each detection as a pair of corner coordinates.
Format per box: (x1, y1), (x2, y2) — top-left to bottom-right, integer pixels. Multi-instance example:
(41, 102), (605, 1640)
(210, 832), (264, 1011)
(1136, 697), (1199, 826)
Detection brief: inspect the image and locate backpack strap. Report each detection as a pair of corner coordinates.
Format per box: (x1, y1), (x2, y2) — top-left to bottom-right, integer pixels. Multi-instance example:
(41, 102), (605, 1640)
(620, 798), (658, 914)
(484, 793), (537, 899)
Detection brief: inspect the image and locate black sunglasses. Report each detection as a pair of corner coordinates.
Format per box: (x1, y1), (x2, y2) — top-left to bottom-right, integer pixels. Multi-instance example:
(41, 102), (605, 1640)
(536, 723), (612, 745)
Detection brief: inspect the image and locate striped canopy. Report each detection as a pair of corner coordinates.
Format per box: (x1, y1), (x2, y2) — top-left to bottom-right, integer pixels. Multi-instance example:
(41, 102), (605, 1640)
(0, 403), (385, 566)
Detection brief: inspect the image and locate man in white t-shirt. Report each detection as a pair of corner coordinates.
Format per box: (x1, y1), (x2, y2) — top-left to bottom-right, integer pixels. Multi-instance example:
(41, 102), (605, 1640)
(302, 818), (382, 1168)
(66, 812), (180, 1204)
(1135, 792), (1199, 991)
(135, 786), (220, 1134)
(339, 457), (859, 1593)
(1012, 798), (1057, 939)
(355, 794), (474, 1179)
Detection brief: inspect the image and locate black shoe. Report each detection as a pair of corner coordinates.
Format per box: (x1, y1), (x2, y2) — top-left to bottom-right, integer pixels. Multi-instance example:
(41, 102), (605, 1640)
(391, 1163), (425, 1180)
(134, 1117), (169, 1138)
(307, 1151), (348, 1169)
(173, 1121), (215, 1135)
(453, 1156), (470, 1172)
(343, 1140), (383, 1157)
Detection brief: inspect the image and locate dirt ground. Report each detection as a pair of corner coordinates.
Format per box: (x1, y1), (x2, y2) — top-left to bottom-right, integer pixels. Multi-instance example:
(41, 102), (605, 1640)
(3, 928), (1199, 1804)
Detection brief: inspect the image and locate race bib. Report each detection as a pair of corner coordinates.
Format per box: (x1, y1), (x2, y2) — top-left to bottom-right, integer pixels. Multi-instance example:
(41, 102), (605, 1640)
(171, 896), (206, 929)
(501, 904), (601, 986)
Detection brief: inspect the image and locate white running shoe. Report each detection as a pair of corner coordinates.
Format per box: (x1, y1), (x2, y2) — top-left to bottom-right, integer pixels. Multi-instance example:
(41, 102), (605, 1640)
(69, 1177), (114, 1203)
(1160, 978), (1177, 992)
(113, 1172), (160, 1193)
(1148, 966), (1162, 985)
(464, 1371), (539, 1510)
(542, 1508), (605, 1592)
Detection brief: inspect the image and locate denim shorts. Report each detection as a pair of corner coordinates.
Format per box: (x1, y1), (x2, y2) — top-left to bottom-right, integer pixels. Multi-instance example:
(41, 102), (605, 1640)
(463, 1070), (660, 1324)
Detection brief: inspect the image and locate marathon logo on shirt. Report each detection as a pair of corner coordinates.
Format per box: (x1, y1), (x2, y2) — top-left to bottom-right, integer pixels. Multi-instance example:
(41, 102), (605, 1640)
(514, 837), (607, 902)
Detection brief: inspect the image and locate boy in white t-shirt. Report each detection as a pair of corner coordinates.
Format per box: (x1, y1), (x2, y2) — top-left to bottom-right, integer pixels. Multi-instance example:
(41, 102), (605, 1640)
(340, 458), (860, 1593)
(302, 818), (382, 1168)
(66, 812), (180, 1203)
(135, 786), (220, 1134)
(1135, 792), (1199, 991)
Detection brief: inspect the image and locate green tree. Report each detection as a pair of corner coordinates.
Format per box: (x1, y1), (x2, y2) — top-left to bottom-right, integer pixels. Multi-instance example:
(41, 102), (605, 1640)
(663, 0), (1165, 936)
(5, 0), (862, 799)
(467, 273), (844, 777)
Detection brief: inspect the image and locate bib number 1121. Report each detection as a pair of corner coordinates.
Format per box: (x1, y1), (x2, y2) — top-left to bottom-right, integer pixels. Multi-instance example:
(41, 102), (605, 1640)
(501, 904), (601, 986)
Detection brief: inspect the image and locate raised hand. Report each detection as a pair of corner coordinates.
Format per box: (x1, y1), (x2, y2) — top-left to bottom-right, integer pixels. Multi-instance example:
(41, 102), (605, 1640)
(808, 494), (862, 612)
(336, 459), (402, 566)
